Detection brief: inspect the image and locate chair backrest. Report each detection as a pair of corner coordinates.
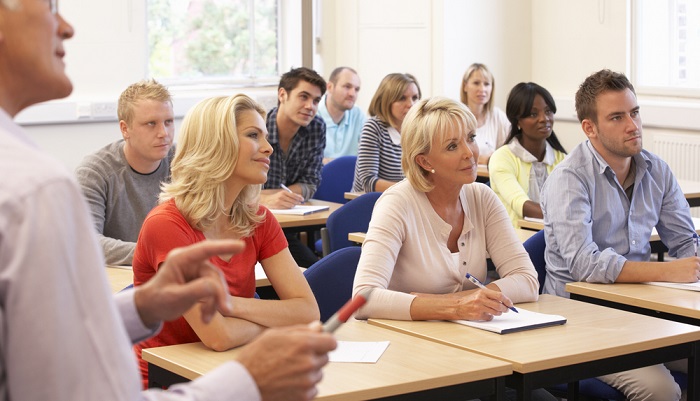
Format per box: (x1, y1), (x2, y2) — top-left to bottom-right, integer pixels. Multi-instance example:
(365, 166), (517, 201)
(522, 229), (546, 294)
(312, 156), (357, 204)
(327, 191), (381, 253)
(303, 247), (362, 322)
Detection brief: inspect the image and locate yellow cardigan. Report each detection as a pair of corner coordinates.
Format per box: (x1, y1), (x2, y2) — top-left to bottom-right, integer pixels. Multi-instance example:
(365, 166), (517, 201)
(488, 141), (566, 227)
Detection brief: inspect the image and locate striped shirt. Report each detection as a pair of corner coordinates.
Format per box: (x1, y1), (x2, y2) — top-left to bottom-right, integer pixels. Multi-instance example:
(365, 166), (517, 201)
(352, 117), (404, 192)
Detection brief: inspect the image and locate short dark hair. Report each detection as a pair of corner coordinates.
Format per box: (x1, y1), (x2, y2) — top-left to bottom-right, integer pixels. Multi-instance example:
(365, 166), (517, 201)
(328, 66), (358, 84)
(278, 67), (326, 104)
(575, 69), (636, 124)
(505, 82), (567, 154)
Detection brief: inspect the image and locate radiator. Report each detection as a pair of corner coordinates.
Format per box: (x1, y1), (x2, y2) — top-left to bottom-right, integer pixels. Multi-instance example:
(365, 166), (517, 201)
(652, 133), (700, 217)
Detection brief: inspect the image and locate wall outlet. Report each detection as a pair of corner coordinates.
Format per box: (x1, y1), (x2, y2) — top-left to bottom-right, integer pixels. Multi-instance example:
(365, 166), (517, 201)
(90, 102), (118, 119)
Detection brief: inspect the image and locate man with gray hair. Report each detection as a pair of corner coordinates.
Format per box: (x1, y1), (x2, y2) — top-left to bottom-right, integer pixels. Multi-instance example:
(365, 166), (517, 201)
(0, 1), (336, 400)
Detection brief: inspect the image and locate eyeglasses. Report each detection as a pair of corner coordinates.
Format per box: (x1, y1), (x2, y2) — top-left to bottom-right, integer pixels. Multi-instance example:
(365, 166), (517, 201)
(43, 0), (57, 14)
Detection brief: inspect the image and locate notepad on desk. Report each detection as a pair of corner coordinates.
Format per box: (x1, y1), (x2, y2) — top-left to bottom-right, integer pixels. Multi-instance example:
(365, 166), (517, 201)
(452, 308), (566, 334)
(645, 281), (700, 292)
(269, 204), (330, 215)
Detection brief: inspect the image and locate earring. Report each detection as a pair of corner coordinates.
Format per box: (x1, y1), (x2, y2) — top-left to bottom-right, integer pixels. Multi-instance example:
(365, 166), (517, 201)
(431, 169), (436, 174)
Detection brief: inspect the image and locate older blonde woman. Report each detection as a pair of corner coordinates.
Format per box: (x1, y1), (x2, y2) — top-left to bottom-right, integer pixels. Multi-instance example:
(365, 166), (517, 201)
(133, 94), (319, 387)
(352, 72), (421, 193)
(460, 63), (510, 165)
(353, 97), (539, 322)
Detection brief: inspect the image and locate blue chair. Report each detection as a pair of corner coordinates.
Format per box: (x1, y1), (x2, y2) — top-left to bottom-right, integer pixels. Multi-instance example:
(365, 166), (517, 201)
(522, 230), (546, 294)
(312, 156), (357, 204)
(319, 191), (381, 256)
(522, 229), (626, 400)
(303, 247), (362, 322)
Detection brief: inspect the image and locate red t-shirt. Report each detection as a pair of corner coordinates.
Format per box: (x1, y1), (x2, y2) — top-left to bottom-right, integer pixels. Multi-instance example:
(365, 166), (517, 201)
(132, 199), (287, 388)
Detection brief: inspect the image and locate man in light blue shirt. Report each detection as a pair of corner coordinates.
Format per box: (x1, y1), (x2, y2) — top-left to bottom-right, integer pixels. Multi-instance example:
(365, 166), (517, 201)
(317, 66), (366, 163)
(541, 69), (697, 401)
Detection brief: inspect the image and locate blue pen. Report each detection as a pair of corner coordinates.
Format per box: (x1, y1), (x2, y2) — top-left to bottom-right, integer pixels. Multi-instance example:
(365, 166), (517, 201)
(694, 233), (698, 257)
(466, 273), (519, 313)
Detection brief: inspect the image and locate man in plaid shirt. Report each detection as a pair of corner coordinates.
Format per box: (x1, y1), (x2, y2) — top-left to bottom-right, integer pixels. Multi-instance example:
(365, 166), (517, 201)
(262, 67), (327, 267)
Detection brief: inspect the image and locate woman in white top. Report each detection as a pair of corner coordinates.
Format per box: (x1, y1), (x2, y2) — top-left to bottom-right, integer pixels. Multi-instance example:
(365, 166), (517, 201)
(460, 63), (510, 165)
(352, 97), (539, 322)
(352, 73), (421, 193)
(489, 83), (567, 227)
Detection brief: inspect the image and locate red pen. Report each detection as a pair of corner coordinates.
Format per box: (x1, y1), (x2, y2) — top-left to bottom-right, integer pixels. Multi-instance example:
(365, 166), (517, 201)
(323, 290), (372, 333)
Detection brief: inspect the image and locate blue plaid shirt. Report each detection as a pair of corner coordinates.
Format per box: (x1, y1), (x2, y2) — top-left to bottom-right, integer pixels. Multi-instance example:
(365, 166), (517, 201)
(264, 107), (326, 200)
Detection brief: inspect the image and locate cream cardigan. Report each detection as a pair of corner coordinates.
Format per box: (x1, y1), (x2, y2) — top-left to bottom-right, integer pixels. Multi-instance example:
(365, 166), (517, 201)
(352, 179), (539, 320)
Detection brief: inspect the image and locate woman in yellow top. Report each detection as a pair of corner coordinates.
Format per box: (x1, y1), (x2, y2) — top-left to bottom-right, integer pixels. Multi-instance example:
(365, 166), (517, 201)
(488, 83), (567, 227)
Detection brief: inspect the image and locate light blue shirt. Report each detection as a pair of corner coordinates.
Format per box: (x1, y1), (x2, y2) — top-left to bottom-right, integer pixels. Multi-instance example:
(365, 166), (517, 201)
(541, 140), (695, 297)
(317, 94), (366, 158)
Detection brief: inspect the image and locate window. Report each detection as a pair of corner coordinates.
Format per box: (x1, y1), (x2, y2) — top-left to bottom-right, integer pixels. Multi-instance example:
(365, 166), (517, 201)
(633, 0), (700, 96)
(147, 0), (279, 86)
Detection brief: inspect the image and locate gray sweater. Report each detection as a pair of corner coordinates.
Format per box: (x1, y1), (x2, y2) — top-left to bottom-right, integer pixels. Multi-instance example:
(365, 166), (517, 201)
(75, 140), (173, 265)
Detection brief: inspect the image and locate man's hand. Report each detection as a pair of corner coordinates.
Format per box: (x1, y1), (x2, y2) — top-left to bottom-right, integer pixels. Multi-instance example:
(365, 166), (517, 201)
(134, 240), (245, 328)
(260, 190), (304, 209)
(237, 322), (337, 401)
(662, 257), (700, 282)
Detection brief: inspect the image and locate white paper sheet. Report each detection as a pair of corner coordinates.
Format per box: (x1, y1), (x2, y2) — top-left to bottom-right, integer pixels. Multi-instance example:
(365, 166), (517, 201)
(328, 341), (390, 363)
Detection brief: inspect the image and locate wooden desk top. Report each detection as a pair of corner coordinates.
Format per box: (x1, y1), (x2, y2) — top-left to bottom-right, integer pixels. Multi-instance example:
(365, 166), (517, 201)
(106, 266), (132, 293)
(344, 191), (362, 200)
(348, 228), (536, 245)
(143, 320), (512, 400)
(477, 164), (489, 178)
(108, 265), (275, 290)
(369, 294), (700, 373)
(272, 200), (343, 229)
(518, 217), (700, 242)
(678, 179), (700, 200)
(566, 282), (700, 322)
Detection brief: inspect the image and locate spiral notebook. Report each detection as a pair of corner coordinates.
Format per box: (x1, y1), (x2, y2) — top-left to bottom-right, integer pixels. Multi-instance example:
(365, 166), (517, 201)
(452, 308), (566, 334)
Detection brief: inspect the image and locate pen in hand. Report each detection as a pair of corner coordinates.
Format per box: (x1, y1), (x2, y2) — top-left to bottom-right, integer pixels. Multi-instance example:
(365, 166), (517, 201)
(465, 273), (518, 313)
(280, 184), (293, 193)
(694, 233), (698, 257)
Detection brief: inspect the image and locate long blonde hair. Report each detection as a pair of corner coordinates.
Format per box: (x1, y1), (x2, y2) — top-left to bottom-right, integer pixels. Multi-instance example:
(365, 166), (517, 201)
(160, 94), (265, 237)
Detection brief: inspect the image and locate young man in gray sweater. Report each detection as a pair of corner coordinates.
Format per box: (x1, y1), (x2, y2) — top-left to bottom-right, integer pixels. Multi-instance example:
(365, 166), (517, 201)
(76, 80), (175, 265)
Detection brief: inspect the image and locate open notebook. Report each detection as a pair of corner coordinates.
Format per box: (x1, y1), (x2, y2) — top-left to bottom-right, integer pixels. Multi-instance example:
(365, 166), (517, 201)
(452, 308), (566, 334)
(269, 204), (329, 215)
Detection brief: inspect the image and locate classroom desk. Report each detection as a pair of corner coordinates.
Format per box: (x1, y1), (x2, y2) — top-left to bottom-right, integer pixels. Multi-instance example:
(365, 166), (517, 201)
(369, 294), (700, 401)
(344, 191), (363, 200)
(106, 266), (132, 293)
(678, 179), (700, 208)
(108, 265), (277, 290)
(348, 228), (536, 245)
(518, 217), (700, 261)
(566, 282), (700, 326)
(518, 217), (700, 240)
(143, 320), (513, 400)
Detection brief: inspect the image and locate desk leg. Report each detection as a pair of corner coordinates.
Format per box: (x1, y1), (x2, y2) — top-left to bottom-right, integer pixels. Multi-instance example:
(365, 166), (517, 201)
(567, 381), (580, 401)
(514, 377), (533, 401)
(689, 341), (698, 401)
